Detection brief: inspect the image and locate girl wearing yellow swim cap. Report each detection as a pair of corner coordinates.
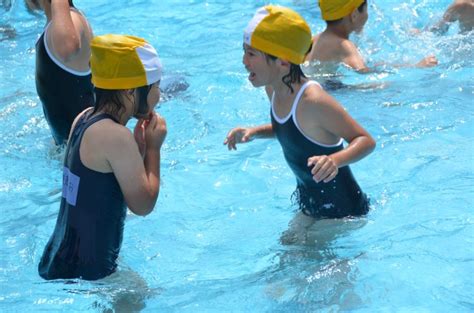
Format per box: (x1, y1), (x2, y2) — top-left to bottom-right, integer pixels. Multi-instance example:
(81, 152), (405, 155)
(225, 6), (376, 224)
(38, 34), (167, 281)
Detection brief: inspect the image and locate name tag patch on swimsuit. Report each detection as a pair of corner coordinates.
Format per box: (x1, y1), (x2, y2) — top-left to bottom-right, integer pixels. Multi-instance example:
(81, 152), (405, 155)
(62, 167), (80, 206)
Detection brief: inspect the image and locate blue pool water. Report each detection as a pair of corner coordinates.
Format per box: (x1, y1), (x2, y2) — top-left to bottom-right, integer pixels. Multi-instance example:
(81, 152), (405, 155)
(0, 0), (473, 312)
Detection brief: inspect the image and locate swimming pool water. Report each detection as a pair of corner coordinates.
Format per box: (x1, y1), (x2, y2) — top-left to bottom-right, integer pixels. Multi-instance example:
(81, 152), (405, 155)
(0, 0), (473, 312)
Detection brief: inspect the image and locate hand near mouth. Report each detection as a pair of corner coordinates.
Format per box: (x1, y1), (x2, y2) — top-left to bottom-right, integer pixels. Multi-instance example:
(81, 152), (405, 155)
(134, 119), (147, 158)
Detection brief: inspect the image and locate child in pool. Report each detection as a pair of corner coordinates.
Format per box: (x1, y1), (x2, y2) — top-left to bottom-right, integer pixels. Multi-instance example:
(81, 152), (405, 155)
(38, 34), (167, 280)
(304, 0), (438, 74)
(28, 0), (95, 145)
(225, 5), (375, 219)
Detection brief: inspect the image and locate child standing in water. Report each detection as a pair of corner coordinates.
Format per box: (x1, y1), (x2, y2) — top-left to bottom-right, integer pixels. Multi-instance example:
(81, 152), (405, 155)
(39, 34), (167, 280)
(225, 5), (375, 220)
(304, 0), (438, 74)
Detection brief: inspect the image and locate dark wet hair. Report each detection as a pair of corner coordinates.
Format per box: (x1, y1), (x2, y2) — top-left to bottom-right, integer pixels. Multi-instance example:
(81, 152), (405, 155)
(92, 88), (127, 117)
(92, 85), (152, 117)
(325, 0), (367, 25)
(263, 44), (312, 93)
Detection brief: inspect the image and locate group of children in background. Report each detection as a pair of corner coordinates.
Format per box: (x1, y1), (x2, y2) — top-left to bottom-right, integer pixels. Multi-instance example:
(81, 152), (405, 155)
(26, 0), (473, 281)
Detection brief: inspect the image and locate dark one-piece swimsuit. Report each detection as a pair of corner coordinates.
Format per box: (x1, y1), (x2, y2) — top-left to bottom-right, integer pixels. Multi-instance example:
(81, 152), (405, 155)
(271, 80), (370, 218)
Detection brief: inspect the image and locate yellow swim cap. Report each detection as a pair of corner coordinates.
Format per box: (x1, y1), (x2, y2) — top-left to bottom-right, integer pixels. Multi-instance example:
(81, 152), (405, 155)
(243, 5), (312, 65)
(90, 34), (162, 90)
(319, 0), (365, 21)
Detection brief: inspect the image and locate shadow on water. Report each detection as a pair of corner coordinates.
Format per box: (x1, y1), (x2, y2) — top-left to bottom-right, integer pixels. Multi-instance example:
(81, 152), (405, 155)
(159, 73), (190, 102)
(0, 0), (15, 42)
(0, 24), (16, 42)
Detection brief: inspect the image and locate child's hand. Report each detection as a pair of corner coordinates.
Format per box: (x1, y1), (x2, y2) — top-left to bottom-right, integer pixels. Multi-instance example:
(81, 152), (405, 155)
(224, 127), (254, 150)
(416, 55), (438, 68)
(145, 112), (167, 150)
(307, 155), (338, 183)
(133, 119), (149, 158)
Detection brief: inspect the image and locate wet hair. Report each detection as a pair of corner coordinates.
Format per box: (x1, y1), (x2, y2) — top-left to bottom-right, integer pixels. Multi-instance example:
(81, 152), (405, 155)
(92, 88), (127, 117)
(263, 44), (312, 93)
(92, 85), (152, 117)
(325, 0), (367, 25)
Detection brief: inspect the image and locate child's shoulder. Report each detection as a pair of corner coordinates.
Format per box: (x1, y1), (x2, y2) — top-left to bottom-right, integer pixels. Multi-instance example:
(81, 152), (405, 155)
(300, 82), (327, 107)
(87, 118), (132, 144)
(297, 84), (335, 123)
(308, 39), (353, 63)
(339, 38), (358, 54)
(320, 34), (358, 58)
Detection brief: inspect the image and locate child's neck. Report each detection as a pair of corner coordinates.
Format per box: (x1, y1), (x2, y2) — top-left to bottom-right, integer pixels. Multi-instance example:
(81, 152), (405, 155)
(271, 79), (306, 101)
(325, 23), (353, 40)
(95, 105), (130, 126)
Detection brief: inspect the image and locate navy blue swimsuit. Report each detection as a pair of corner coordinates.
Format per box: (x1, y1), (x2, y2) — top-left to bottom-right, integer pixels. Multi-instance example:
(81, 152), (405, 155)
(271, 81), (369, 218)
(35, 19), (94, 145)
(39, 111), (126, 281)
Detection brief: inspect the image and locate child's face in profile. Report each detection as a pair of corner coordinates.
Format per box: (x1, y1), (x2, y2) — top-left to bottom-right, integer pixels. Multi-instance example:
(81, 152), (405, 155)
(242, 44), (276, 87)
